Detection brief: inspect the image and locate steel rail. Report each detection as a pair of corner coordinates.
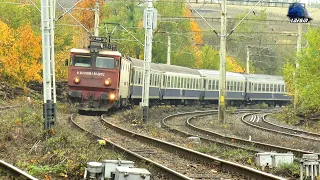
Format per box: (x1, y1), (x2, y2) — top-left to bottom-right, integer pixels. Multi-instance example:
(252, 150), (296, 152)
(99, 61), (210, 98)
(0, 105), (22, 110)
(186, 112), (316, 158)
(70, 114), (192, 180)
(263, 113), (320, 139)
(160, 110), (258, 154)
(101, 112), (286, 180)
(0, 160), (38, 180)
(243, 113), (320, 143)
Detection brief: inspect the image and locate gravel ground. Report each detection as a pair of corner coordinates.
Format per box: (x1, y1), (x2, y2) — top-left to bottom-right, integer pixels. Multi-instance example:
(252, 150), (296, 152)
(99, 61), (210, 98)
(110, 107), (257, 164)
(267, 115), (320, 133)
(191, 113), (320, 152)
(74, 114), (240, 180)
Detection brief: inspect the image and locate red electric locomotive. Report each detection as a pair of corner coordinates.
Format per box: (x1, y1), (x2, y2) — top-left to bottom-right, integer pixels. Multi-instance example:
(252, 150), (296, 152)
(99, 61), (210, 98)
(66, 37), (121, 111)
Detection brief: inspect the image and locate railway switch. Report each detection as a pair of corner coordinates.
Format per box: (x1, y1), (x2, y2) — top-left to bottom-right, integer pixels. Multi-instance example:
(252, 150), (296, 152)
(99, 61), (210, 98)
(102, 160), (134, 179)
(255, 152), (294, 170)
(114, 167), (151, 180)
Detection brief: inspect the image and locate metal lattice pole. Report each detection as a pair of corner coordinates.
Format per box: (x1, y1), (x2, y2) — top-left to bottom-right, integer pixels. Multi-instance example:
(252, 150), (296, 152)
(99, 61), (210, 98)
(142, 0), (157, 123)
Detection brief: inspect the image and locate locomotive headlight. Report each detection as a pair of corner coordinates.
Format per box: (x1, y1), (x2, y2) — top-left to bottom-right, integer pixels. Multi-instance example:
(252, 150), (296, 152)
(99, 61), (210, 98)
(104, 79), (111, 86)
(74, 77), (80, 84)
(110, 94), (116, 100)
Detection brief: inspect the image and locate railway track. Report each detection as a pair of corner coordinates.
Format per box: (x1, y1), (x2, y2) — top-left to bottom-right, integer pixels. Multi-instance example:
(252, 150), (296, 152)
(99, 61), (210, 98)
(263, 113), (320, 139)
(243, 113), (320, 142)
(162, 110), (316, 159)
(161, 110), (259, 154)
(94, 112), (287, 180)
(0, 105), (21, 110)
(0, 160), (38, 180)
(71, 114), (193, 180)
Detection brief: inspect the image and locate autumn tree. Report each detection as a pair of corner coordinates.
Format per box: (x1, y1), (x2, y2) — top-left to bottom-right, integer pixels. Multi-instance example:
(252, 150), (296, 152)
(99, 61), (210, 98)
(283, 27), (320, 114)
(75, 0), (105, 31)
(0, 20), (42, 86)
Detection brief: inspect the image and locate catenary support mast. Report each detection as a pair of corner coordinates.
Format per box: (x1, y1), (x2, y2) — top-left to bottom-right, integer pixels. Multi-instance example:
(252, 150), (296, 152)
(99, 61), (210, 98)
(246, 46), (250, 74)
(94, 0), (99, 36)
(142, 0), (157, 123)
(167, 33), (171, 65)
(218, 0), (227, 124)
(41, 0), (57, 132)
(294, 23), (302, 110)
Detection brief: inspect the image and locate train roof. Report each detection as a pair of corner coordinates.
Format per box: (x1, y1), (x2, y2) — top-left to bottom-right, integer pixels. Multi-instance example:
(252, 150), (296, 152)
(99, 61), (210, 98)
(129, 57), (163, 72)
(129, 57), (201, 75)
(70, 48), (122, 56)
(157, 64), (201, 76)
(243, 73), (285, 83)
(197, 69), (247, 81)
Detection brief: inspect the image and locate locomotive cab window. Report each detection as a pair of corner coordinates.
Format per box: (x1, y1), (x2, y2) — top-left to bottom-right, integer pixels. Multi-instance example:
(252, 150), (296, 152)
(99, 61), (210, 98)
(116, 60), (120, 70)
(74, 55), (92, 67)
(96, 57), (115, 69)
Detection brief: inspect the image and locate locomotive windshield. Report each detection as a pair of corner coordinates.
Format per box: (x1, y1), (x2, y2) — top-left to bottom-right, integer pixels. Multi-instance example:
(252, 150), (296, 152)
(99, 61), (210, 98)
(74, 55), (91, 67)
(96, 57), (114, 69)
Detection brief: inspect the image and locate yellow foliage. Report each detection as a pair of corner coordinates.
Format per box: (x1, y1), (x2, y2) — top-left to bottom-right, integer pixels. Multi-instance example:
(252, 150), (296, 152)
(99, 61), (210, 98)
(55, 48), (70, 81)
(0, 21), (42, 86)
(184, 7), (203, 68)
(74, 0), (105, 30)
(0, 20), (14, 57)
(138, 20), (143, 28)
(226, 56), (245, 73)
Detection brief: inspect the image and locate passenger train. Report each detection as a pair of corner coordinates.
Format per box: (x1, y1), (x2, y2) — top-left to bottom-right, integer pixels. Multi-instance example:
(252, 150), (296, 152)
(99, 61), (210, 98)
(66, 37), (291, 111)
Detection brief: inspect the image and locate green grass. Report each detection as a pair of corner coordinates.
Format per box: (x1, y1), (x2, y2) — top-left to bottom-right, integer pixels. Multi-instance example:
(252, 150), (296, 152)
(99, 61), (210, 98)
(0, 97), (123, 179)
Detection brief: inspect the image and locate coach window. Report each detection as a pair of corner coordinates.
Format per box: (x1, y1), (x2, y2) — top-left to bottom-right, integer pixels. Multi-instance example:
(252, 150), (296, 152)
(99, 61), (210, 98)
(74, 55), (92, 67)
(266, 84), (269, 92)
(187, 78), (190, 88)
(270, 84), (274, 92)
(138, 71), (141, 84)
(215, 80), (219, 90)
(177, 77), (181, 88)
(257, 84), (261, 91)
(212, 80), (215, 90)
(193, 79), (195, 89)
(134, 72), (137, 84)
(196, 79), (199, 89)
(175, 77), (178, 88)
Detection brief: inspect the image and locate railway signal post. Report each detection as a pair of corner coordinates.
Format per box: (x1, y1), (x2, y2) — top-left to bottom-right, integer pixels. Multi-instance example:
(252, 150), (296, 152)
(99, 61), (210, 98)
(142, 0), (157, 123)
(41, 0), (57, 133)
